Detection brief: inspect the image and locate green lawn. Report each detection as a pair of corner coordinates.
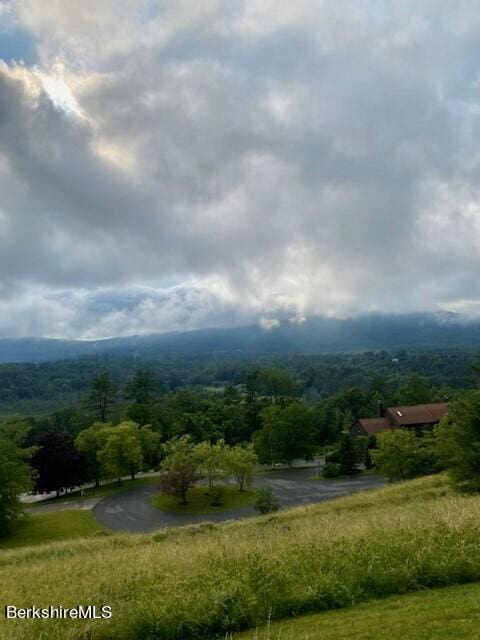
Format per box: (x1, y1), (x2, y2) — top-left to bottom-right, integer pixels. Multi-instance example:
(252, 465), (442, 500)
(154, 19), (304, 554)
(26, 474), (159, 507)
(151, 485), (255, 513)
(0, 510), (107, 549)
(234, 581), (480, 639)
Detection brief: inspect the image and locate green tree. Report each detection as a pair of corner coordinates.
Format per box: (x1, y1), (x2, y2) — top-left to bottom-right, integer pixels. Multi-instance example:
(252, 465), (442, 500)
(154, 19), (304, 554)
(125, 369), (157, 426)
(337, 431), (359, 475)
(226, 443), (257, 491)
(173, 412), (218, 442)
(194, 440), (227, 491)
(0, 420), (33, 537)
(138, 426), (162, 470)
(97, 421), (143, 484)
(254, 403), (316, 465)
(398, 373), (432, 405)
(75, 422), (112, 487)
(158, 436), (201, 504)
(31, 431), (86, 495)
(372, 429), (438, 481)
(247, 367), (299, 404)
(253, 405), (278, 465)
(87, 372), (117, 423)
(435, 392), (480, 491)
(364, 435), (378, 470)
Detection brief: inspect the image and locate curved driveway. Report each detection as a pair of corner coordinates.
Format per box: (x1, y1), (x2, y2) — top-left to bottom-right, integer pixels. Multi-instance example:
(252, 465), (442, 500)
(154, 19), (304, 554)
(93, 469), (385, 533)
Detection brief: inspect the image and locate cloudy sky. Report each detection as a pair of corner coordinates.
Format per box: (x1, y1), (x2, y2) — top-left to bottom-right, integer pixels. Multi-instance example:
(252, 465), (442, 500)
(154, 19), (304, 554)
(1, 1), (480, 339)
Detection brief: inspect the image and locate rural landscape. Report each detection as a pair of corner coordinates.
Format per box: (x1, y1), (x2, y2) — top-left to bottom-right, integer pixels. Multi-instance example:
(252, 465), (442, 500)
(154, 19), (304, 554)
(3, 337), (480, 639)
(3, 1), (480, 639)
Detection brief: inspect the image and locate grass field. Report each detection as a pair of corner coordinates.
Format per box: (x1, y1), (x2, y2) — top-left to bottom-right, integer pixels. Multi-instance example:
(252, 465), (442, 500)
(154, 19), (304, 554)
(151, 486), (255, 513)
(234, 582), (480, 639)
(3, 474), (480, 640)
(0, 511), (107, 550)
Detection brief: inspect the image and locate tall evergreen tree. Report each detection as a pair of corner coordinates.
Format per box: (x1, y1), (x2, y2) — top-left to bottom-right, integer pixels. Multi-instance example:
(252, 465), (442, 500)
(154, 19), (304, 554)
(338, 432), (359, 475)
(87, 372), (117, 423)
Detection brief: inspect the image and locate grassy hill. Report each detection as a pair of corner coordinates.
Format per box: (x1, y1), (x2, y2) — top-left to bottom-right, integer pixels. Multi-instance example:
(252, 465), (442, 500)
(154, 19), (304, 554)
(234, 582), (480, 639)
(3, 475), (480, 639)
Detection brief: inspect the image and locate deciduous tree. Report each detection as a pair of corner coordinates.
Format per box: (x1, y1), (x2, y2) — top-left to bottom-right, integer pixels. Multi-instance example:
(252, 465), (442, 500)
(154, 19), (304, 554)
(226, 443), (257, 491)
(31, 432), (86, 495)
(158, 436), (200, 504)
(194, 439), (227, 490)
(254, 403), (316, 465)
(0, 420), (33, 536)
(372, 429), (438, 481)
(97, 422), (143, 483)
(75, 422), (112, 487)
(435, 392), (480, 491)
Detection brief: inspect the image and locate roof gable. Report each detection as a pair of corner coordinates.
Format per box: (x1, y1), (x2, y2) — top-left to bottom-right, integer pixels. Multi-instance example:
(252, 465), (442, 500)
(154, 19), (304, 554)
(356, 417), (392, 435)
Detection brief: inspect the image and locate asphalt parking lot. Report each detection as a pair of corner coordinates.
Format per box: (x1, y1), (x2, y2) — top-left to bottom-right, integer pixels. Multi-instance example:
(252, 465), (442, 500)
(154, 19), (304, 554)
(93, 467), (385, 533)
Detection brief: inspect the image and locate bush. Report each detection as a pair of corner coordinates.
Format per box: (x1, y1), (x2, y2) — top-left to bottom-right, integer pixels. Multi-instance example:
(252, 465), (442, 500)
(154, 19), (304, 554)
(209, 486), (225, 507)
(372, 430), (439, 481)
(254, 485), (279, 514)
(322, 462), (340, 478)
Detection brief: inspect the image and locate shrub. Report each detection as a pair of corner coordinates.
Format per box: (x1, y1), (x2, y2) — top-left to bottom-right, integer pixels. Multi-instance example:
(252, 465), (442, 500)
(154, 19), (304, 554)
(322, 462), (340, 478)
(255, 485), (279, 514)
(209, 486), (225, 507)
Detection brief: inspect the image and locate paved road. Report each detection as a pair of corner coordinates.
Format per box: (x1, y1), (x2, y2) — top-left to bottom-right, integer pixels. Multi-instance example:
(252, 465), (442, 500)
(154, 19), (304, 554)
(28, 497), (103, 515)
(93, 469), (385, 533)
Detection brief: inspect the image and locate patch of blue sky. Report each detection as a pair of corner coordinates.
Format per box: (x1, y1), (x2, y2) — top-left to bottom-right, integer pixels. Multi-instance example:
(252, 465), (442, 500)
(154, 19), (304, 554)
(0, 25), (36, 64)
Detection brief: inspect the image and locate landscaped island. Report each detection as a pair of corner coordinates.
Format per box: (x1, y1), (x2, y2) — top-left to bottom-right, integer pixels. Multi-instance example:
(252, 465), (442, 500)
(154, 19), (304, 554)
(151, 485), (255, 513)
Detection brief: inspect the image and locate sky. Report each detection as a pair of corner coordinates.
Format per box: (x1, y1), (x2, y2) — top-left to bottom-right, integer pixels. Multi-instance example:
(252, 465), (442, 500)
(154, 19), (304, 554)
(1, 1), (480, 339)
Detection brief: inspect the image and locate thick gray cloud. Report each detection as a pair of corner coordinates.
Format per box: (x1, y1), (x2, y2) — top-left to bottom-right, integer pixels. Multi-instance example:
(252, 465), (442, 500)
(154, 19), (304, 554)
(1, 1), (480, 337)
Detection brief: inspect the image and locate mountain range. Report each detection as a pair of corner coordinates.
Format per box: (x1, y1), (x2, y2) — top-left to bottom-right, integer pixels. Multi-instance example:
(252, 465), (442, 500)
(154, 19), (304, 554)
(0, 313), (479, 364)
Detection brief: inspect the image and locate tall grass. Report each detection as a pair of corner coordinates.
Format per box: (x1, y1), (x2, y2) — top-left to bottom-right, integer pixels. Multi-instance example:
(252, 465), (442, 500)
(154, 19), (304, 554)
(1, 475), (480, 640)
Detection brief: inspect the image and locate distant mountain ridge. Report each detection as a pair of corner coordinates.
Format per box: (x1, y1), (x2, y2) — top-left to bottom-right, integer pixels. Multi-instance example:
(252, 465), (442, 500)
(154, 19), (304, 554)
(0, 313), (479, 364)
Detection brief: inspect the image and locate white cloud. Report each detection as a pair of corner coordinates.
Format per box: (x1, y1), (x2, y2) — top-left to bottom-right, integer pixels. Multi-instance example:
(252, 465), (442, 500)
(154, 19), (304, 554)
(259, 317), (280, 331)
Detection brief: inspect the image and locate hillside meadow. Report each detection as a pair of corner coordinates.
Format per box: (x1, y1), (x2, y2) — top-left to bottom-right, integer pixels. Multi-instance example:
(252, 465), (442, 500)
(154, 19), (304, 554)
(234, 581), (480, 640)
(2, 475), (480, 639)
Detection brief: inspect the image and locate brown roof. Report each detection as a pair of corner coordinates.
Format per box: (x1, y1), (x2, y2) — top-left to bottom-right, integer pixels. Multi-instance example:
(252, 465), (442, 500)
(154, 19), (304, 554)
(385, 403), (448, 426)
(356, 417), (393, 435)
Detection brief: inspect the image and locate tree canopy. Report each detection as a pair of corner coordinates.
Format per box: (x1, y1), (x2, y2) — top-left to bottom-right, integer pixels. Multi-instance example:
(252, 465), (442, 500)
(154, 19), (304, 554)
(0, 420), (33, 536)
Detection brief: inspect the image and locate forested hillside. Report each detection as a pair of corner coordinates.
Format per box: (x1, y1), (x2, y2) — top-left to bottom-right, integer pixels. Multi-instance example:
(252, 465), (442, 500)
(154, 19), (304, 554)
(0, 348), (477, 417)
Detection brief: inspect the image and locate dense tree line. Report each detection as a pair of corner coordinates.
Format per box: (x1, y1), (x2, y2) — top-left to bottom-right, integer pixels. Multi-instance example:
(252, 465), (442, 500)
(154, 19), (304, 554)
(0, 348), (476, 416)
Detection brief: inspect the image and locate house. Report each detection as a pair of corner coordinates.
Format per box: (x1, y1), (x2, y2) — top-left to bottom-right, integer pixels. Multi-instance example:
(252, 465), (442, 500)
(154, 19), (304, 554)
(351, 402), (449, 437)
